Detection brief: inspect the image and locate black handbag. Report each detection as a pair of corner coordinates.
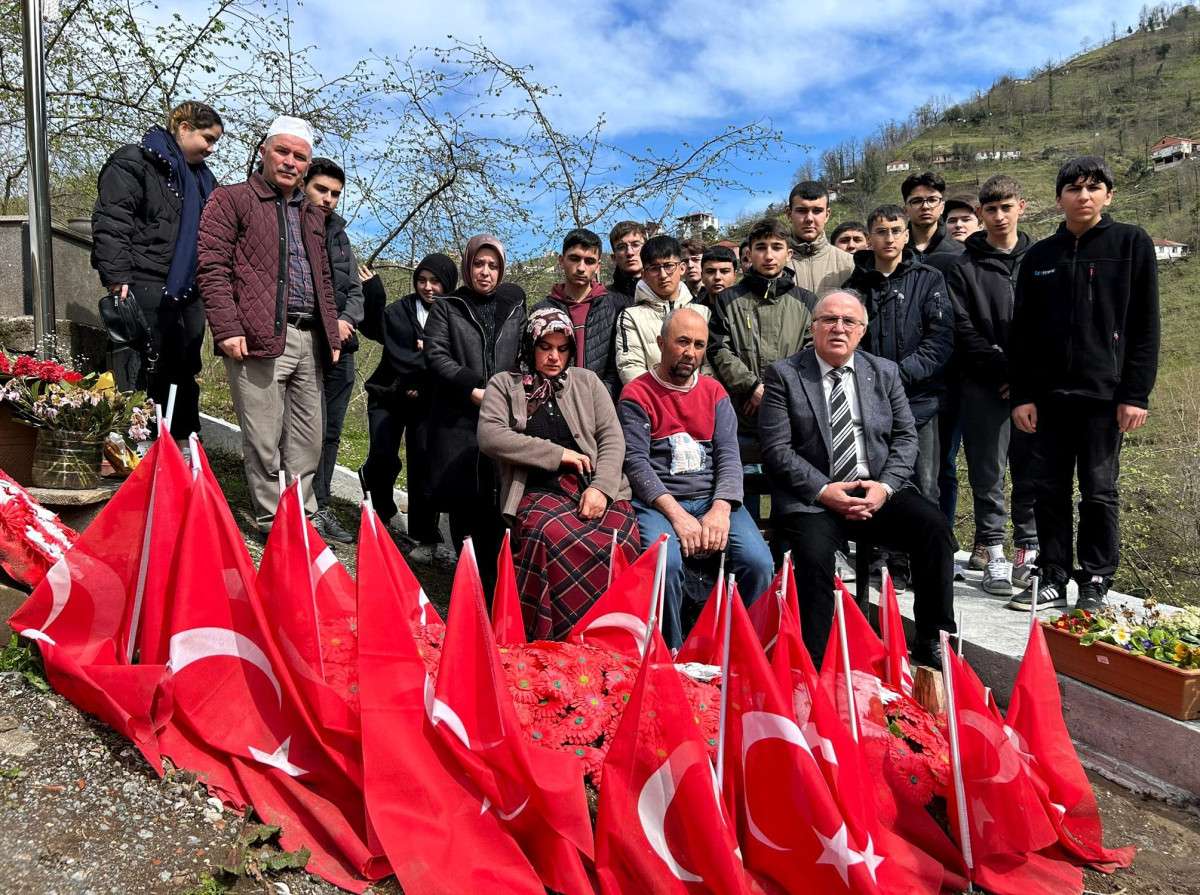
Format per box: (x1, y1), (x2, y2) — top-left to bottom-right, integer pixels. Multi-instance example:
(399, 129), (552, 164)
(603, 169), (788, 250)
(97, 290), (150, 350)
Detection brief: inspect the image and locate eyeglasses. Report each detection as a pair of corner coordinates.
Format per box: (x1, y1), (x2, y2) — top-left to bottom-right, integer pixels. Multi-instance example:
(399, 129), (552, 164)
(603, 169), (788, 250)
(814, 315), (864, 329)
(644, 261), (681, 275)
(614, 241), (644, 255)
(906, 195), (943, 208)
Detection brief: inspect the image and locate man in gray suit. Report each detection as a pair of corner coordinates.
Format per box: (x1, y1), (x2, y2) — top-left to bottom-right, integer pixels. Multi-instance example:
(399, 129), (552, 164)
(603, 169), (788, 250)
(759, 289), (956, 668)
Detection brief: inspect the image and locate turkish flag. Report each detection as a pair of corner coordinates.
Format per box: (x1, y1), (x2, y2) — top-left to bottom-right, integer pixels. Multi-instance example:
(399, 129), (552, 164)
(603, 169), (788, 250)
(157, 449), (384, 891)
(878, 569), (913, 697)
(746, 561), (791, 657)
(608, 528), (631, 586)
(569, 533), (666, 657)
(595, 628), (749, 894)
(721, 590), (882, 895)
(353, 497), (439, 629)
(355, 504), (545, 894)
(1007, 623), (1135, 871)
(491, 529), (526, 644)
(819, 581), (887, 734)
(945, 644), (1061, 879)
(257, 481), (360, 739)
(8, 436), (192, 767)
(433, 540), (594, 895)
(675, 575), (726, 665)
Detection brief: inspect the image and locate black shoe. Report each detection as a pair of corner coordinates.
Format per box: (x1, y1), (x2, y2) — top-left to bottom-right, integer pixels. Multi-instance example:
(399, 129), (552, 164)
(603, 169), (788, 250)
(910, 638), (943, 671)
(1075, 576), (1110, 614)
(1006, 579), (1068, 612)
(314, 507), (355, 544)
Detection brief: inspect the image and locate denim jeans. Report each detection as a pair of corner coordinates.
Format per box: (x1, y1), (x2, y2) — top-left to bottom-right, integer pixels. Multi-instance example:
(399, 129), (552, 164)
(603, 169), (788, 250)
(633, 496), (775, 650)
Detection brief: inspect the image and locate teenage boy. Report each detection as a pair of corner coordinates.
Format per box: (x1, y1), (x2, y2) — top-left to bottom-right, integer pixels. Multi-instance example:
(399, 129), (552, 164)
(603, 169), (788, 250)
(831, 221), (868, 254)
(681, 237), (706, 297)
(616, 234), (710, 384)
(945, 175), (1037, 595)
(844, 205), (953, 506)
(944, 195), (981, 242)
(608, 220), (646, 298)
(304, 157), (365, 544)
(708, 218), (815, 427)
(901, 171), (963, 273)
(534, 228), (632, 402)
(1010, 157), (1159, 613)
(695, 245), (739, 309)
(785, 181), (854, 301)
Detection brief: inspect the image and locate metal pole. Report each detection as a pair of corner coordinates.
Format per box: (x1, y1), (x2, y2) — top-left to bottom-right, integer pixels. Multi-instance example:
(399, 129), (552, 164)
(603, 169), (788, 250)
(22, 0), (56, 358)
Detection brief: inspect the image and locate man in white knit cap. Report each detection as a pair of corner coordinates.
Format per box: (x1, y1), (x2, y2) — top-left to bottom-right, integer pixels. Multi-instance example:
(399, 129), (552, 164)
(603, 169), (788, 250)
(197, 115), (343, 533)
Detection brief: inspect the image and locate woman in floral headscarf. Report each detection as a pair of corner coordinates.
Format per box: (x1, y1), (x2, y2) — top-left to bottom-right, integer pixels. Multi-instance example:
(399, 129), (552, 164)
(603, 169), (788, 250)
(478, 308), (639, 640)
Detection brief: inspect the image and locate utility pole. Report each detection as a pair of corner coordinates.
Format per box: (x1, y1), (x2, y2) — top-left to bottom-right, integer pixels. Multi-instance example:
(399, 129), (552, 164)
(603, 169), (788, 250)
(22, 0), (56, 359)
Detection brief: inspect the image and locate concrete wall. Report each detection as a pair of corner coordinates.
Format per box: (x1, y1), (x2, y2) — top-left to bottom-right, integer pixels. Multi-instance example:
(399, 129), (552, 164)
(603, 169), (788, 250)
(0, 216), (102, 329)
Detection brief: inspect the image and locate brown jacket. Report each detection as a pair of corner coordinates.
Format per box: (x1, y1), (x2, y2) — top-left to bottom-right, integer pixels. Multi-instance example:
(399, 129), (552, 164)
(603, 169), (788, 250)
(197, 172), (340, 360)
(477, 367), (631, 521)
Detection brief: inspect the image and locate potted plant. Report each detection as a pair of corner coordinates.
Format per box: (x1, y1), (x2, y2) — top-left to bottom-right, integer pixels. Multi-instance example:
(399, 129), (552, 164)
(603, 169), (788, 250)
(0, 373), (154, 490)
(1044, 601), (1200, 720)
(0, 351), (84, 483)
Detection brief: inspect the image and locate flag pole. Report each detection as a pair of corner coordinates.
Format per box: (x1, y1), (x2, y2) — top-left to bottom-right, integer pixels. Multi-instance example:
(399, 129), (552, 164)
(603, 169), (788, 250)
(1027, 575), (1040, 639)
(187, 433), (201, 478)
(715, 572), (736, 795)
(606, 528), (619, 590)
(643, 536), (669, 662)
(957, 611), (965, 657)
(153, 404), (164, 440)
(125, 439), (160, 662)
(835, 585), (860, 743)
(879, 565), (892, 686)
(716, 551), (727, 623)
(163, 383), (178, 435)
(296, 474), (326, 681)
(940, 629), (974, 882)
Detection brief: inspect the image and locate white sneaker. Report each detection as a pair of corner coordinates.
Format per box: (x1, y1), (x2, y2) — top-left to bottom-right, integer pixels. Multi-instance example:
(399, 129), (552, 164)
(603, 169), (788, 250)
(982, 556), (1013, 595)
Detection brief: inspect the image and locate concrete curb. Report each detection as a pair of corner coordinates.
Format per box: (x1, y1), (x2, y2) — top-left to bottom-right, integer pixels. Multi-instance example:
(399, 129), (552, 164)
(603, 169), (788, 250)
(198, 412), (409, 515)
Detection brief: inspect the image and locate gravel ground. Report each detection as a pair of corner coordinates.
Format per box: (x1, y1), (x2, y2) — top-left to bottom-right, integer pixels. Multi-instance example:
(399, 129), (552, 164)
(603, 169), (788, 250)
(0, 450), (1195, 894)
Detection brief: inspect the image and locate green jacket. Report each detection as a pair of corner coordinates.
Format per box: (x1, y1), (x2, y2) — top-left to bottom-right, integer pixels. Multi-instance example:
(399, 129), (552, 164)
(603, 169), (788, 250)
(707, 268), (815, 423)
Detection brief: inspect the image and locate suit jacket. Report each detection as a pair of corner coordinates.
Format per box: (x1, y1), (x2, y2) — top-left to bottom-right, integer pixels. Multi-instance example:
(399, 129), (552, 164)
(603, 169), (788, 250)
(758, 347), (917, 516)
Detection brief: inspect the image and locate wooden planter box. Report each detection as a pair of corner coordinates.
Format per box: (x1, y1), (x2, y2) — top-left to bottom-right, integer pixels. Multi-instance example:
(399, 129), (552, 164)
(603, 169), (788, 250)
(1042, 623), (1200, 721)
(0, 404), (37, 484)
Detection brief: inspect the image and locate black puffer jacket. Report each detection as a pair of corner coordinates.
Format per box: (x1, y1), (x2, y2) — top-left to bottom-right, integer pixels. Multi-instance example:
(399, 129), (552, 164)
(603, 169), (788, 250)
(359, 276), (431, 407)
(1011, 215), (1159, 409)
(533, 285), (631, 402)
(606, 268), (639, 300)
(91, 144), (191, 285)
(844, 251), (953, 426)
(424, 283), (527, 504)
(944, 231), (1031, 388)
(324, 212), (365, 352)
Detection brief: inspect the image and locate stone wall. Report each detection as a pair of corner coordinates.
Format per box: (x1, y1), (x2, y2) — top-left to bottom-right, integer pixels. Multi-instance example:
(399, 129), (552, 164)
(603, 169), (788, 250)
(0, 216), (102, 329)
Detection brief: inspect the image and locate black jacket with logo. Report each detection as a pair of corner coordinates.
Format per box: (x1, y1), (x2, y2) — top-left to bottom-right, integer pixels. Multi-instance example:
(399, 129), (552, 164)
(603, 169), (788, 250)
(1010, 215), (1159, 409)
(944, 231), (1032, 388)
(843, 251), (953, 426)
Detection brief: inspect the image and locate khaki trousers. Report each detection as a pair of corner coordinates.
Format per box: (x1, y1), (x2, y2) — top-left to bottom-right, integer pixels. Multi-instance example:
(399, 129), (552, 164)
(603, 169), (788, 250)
(224, 325), (325, 523)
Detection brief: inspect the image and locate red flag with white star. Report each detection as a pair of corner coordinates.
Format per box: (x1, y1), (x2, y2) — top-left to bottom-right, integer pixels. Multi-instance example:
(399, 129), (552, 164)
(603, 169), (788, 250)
(491, 529), (526, 643)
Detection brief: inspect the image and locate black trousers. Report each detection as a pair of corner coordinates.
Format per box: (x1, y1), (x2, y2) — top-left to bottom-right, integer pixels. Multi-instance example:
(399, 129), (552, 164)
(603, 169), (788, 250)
(447, 458), (506, 602)
(128, 280), (207, 440)
(1031, 397), (1123, 583)
(360, 397), (441, 543)
(314, 352), (356, 508)
(776, 488), (956, 666)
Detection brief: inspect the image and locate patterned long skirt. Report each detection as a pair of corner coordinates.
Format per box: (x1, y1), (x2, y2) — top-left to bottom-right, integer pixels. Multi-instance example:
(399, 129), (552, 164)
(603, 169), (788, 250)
(514, 476), (640, 641)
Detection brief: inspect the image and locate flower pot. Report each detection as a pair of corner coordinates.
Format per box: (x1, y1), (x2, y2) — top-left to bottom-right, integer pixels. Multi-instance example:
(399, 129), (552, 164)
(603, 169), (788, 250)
(1042, 622), (1200, 720)
(0, 404), (38, 484)
(30, 429), (104, 490)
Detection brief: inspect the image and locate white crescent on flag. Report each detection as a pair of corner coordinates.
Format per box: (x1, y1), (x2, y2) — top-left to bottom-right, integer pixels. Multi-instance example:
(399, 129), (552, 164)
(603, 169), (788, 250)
(41, 557), (71, 632)
(582, 612), (649, 653)
(741, 710), (815, 850)
(960, 709), (1022, 784)
(167, 627), (282, 706)
(637, 743), (705, 883)
(423, 674), (472, 749)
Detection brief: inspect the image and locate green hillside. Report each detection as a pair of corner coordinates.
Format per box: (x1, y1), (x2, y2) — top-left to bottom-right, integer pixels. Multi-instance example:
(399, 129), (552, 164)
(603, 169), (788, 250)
(839, 10), (1200, 604)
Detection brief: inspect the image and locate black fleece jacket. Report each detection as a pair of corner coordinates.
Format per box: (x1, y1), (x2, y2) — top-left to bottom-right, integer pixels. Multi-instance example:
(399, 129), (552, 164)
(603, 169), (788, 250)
(1010, 215), (1159, 409)
(910, 220), (965, 274)
(944, 230), (1032, 388)
(843, 250), (954, 426)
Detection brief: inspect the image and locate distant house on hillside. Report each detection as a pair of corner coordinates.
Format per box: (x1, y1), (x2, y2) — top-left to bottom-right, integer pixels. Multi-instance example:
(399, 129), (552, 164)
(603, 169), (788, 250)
(886, 160), (910, 173)
(1153, 238), (1189, 261)
(931, 152), (955, 166)
(974, 149), (1021, 162)
(1001, 149), (1022, 160)
(1151, 136), (1200, 171)
(676, 211), (718, 238)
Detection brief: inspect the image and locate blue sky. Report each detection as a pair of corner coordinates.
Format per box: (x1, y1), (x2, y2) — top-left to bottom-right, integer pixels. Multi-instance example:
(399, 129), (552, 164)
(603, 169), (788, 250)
(174, 0), (1146, 241)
